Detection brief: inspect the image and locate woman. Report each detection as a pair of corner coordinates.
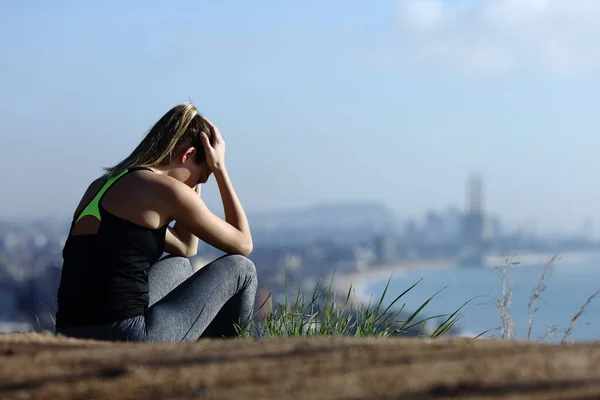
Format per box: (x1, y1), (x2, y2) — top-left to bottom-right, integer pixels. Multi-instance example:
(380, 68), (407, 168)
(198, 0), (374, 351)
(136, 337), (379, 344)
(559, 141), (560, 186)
(54, 102), (257, 342)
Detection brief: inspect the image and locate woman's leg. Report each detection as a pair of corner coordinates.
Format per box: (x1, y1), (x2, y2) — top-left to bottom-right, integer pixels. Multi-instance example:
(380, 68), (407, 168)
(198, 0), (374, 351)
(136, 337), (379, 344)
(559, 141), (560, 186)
(147, 255), (195, 307)
(55, 256), (194, 342)
(142, 254), (258, 342)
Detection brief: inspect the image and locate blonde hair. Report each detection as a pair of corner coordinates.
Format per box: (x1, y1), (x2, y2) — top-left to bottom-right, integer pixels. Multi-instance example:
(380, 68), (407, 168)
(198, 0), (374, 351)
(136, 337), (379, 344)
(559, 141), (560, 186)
(105, 102), (212, 177)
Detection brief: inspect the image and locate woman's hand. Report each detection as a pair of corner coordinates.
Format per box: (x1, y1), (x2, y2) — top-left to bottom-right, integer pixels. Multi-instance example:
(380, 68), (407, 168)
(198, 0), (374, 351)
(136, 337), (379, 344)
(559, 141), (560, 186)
(201, 118), (226, 172)
(169, 117), (253, 256)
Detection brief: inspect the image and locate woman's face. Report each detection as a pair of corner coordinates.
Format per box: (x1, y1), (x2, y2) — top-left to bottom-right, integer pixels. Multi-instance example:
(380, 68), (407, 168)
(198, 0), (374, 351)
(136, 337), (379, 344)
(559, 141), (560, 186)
(179, 147), (212, 187)
(191, 162), (212, 186)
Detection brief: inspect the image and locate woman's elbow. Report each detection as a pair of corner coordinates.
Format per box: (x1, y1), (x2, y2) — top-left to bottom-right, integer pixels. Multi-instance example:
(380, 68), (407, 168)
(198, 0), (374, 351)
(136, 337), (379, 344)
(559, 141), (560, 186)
(235, 238), (253, 257)
(240, 243), (253, 257)
(185, 247), (198, 258)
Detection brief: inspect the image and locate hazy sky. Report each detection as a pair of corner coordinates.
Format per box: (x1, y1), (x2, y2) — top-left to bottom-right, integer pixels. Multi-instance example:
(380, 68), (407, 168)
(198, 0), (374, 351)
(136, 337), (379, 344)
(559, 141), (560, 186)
(2, 0), (600, 233)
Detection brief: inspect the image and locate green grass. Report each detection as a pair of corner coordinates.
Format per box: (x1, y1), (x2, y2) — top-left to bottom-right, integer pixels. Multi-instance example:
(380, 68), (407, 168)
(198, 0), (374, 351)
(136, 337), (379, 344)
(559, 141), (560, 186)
(235, 272), (470, 339)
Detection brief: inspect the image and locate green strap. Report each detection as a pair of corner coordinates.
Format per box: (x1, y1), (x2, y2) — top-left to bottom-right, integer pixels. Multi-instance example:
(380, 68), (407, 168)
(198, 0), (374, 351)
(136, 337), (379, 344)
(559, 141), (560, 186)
(75, 169), (130, 223)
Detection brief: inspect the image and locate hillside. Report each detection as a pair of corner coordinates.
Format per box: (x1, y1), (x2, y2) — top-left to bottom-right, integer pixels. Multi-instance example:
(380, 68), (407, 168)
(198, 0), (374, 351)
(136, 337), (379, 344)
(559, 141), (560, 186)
(247, 202), (400, 245)
(2, 333), (600, 399)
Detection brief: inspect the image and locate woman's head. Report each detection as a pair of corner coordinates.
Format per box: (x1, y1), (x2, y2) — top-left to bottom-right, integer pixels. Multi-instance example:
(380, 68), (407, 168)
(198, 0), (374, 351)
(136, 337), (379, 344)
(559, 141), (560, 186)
(106, 102), (214, 186)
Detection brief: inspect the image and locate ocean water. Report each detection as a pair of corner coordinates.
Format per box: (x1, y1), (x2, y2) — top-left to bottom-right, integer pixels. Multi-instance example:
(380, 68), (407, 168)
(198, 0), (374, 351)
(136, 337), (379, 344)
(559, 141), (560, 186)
(361, 255), (600, 342)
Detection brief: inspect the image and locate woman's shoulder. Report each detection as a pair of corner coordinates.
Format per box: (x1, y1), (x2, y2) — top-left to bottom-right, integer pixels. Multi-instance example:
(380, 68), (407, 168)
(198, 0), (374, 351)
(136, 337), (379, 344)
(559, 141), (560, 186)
(126, 171), (196, 218)
(128, 169), (191, 201)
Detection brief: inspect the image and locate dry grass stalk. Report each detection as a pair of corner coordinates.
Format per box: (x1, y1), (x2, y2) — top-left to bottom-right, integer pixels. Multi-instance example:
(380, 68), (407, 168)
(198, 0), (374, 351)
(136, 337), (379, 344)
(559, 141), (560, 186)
(495, 257), (516, 339)
(539, 325), (559, 343)
(561, 288), (600, 344)
(527, 254), (559, 340)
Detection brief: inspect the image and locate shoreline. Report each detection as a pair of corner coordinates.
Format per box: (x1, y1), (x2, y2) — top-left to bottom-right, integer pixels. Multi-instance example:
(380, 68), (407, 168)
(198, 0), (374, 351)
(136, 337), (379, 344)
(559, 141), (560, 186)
(334, 260), (452, 302)
(483, 250), (600, 268)
(334, 249), (600, 302)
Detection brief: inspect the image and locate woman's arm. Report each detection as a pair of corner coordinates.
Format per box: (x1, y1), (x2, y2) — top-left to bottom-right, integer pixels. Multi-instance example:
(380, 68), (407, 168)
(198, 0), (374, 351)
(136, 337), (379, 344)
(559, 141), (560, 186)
(166, 118), (253, 256)
(213, 166), (252, 251)
(164, 185), (201, 257)
(167, 175), (252, 256)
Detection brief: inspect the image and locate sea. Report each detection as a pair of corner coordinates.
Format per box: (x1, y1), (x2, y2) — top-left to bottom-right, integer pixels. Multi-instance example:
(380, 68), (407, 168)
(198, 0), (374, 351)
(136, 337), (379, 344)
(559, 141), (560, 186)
(360, 252), (600, 343)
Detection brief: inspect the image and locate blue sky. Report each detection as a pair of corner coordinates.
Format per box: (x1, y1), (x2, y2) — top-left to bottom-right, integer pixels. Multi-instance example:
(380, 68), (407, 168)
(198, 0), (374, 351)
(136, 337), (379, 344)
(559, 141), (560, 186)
(2, 0), (600, 233)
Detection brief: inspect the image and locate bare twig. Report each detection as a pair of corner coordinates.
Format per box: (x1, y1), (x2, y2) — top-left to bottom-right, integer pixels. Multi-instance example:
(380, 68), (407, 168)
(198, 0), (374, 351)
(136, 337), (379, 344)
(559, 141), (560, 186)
(561, 289), (600, 344)
(538, 325), (559, 343)
(507, 273), (515, 339)
(495, 257), (517, 339)
(495, 264), (508, 339)
(527, 254), (559, 340)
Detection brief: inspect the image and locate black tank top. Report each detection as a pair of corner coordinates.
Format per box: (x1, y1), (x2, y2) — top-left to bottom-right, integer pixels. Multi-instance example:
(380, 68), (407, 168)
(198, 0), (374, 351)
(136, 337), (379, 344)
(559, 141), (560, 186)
(55, 167), (168, 327)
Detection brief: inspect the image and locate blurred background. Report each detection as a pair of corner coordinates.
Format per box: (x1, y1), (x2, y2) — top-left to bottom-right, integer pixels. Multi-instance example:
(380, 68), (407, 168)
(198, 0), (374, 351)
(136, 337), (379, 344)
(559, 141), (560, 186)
(2, 0), (600, 341)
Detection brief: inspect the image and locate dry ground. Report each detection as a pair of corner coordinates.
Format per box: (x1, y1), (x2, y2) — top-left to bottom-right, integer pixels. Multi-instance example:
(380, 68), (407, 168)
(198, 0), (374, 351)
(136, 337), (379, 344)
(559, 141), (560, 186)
(1, 333), (600, 399)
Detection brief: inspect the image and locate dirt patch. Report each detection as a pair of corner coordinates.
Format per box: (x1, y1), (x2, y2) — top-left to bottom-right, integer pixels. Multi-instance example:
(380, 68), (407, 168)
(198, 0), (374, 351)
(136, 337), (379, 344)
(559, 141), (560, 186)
(0, 333), (599, 399)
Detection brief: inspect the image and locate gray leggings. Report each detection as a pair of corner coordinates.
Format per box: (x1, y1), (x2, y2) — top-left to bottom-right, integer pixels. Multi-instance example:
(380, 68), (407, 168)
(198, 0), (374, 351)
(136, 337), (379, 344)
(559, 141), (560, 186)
(55, 254), (258, 342)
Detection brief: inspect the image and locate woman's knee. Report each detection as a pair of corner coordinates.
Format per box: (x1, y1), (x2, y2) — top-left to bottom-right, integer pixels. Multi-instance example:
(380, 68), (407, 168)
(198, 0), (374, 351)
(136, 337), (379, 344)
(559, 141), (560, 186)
(159, 255), (192, 267)
(224, 254), (257, 278)
(151, 255), (191, 271)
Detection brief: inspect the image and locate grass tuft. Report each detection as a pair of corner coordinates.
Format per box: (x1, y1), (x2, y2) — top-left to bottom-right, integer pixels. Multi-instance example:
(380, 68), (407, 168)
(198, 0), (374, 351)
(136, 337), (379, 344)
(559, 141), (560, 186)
(235, 272), (468, 339)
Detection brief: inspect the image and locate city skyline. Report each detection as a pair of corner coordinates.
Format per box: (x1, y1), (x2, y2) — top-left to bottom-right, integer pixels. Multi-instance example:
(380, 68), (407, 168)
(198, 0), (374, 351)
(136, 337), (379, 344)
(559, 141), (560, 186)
(0, 172), (597, 237)
(3, 1), (600, 232)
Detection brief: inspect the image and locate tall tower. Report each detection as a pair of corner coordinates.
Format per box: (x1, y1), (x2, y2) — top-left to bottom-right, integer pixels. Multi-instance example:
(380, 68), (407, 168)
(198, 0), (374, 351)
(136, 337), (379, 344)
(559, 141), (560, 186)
(468, 174), (483, 215)
(461, 174), (485, 266)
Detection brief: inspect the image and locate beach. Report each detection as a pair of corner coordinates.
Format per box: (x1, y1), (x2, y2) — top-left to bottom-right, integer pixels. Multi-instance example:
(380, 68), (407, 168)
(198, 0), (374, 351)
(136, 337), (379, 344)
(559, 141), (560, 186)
(338, 250), (600, 295)
(334, 259), (452, 304)
(483, 251), (600, 268)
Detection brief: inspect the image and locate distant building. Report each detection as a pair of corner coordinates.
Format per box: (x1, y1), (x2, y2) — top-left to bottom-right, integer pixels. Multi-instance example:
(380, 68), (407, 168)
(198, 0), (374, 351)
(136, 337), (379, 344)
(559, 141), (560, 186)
(463, 175), (483, 241)
(461, 174), (486, 266)
(28, 264), (62, 329)
(424, 211), (446, 243)
(373, 234), (396, 265)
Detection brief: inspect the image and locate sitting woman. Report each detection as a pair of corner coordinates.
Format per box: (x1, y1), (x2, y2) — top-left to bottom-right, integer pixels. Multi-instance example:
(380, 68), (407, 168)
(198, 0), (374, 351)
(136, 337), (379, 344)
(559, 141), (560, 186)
(54, 102), (257, 342)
